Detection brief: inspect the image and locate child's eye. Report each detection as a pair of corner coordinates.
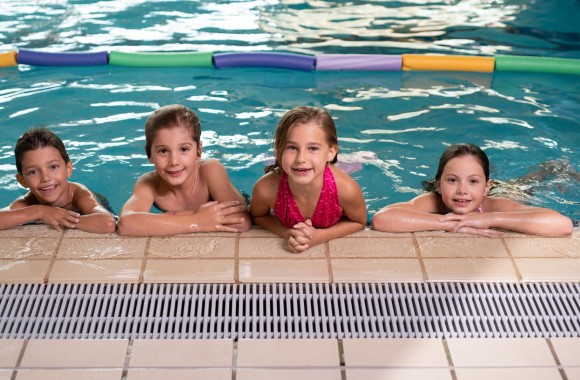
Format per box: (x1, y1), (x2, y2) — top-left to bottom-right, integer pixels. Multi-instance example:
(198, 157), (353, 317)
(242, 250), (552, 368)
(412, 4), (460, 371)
(470, 179), (480, 184)
(180, 146), (190, 152)
(446, 178), (457, 183)
(27, 169), (38, 176)
(286, 145), (297, 151)
(50, 164), (59, 170)
(158, 148), (167, 154)
(308, 146), (319, 152)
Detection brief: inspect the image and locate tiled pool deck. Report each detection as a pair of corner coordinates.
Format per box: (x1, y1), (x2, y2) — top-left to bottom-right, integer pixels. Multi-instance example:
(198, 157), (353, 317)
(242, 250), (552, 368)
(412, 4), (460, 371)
(1, 225), (579, 379)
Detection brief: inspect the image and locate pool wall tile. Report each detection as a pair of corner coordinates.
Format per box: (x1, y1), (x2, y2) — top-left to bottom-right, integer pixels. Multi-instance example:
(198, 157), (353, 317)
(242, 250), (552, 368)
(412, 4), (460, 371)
(423, 258), (518, 282)
(143, 258), (235, 283)
(239, 237), (325, 258)
(238, 259), (329, 283)
(0, 260), (52, 283)
(331, 258), (424, 282)
(237, 339), (339, 366)
(129, 339), (232, 367)
(329, 237), (417, 258)
(48, 259), (142, 283)
(148, 236), (235, 258)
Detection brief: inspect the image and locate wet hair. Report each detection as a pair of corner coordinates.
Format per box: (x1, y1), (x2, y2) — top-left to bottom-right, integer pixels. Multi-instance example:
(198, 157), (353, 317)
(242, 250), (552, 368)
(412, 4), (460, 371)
(422, 143), (490, 192)
(144, 104), (201, 158)
(265, 106), (338, 174)
(14, 127), (70, 175)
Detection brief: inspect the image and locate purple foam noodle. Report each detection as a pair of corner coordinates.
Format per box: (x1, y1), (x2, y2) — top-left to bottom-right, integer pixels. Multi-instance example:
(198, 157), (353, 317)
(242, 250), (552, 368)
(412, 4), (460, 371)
(213, 52), (315, 71)
(17, 49), (108, 66)
(315, 54), (402, 71)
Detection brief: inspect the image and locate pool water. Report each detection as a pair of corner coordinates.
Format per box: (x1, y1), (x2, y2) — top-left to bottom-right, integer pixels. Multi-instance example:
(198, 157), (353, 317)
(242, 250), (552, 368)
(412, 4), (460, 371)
(0, 0), (578, 224)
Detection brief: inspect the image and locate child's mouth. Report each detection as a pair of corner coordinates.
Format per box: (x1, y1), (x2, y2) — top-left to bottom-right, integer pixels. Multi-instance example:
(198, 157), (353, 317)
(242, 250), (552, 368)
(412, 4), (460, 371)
(39, 185), (57, 193)
(453, 199), (471, 206)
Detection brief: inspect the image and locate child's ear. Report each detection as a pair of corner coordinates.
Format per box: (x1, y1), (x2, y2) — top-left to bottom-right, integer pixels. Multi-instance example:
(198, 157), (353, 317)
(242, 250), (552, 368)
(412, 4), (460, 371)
(484, 179), (492, 196)
(66, 161), (73, 178)
(327, 144), (338, 162)
(16, 174), (28, 189)
(197, 142), (203, 158)
(435, 179), (441, 194)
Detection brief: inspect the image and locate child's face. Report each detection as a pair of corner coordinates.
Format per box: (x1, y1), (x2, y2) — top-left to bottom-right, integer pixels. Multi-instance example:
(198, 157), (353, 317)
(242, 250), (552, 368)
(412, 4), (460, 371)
(436, 154), (492, 214)
(281, 121), (337, 185)
(16, 146), (73, 207)
(149, 125), (202, 187)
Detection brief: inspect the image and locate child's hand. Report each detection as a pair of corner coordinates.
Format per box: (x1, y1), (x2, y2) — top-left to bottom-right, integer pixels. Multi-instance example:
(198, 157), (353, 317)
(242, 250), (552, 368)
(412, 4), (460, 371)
(37, 205), (80, 231)
(192, 201), (247, 232)
(287, 219), (315, 253)
(439, 213), (503, 238)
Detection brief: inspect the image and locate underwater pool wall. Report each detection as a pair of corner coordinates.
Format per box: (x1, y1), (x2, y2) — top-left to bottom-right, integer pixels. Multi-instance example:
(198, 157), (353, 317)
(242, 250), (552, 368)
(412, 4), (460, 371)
(1, 49), (580, 75)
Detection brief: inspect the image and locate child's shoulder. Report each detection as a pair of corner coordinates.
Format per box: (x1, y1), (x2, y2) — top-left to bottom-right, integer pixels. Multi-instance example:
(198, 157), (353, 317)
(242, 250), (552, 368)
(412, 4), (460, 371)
(483, 195), (530, 212)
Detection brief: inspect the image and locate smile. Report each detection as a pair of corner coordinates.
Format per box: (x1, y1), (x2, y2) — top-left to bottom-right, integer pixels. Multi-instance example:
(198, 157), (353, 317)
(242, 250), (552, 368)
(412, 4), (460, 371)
(39, 185), (57, 193)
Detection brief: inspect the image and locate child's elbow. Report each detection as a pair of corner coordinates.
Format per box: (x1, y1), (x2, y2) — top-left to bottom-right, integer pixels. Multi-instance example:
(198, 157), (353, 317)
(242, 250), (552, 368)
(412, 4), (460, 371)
(103, 218), (117, 234)
(557, 217), (574, 236)
(116, 217), (136, 236)
(371, 212), (394, 232)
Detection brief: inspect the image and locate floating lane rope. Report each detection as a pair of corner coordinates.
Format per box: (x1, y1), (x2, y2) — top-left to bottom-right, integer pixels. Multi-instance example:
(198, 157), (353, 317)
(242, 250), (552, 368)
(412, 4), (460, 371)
(0, 50), (17, 67)
(213, 52), (315, 71)
(316, 54), (402, 71)
(17, 49), (108, 66)
(495, 55), (580, 75)
(109, 51), (213, 67)
(1, 49), (579, 75)
(402, 54), (495, 73)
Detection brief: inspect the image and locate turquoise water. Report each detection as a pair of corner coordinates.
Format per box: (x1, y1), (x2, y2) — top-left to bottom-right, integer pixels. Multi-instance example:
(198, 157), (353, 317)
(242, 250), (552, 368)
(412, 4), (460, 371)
(0, 0), (578, 223)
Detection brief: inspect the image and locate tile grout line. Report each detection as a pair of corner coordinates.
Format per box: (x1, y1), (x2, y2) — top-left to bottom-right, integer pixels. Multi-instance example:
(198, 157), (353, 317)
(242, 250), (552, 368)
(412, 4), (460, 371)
(337, 339), (347, 380)
(501, 237), (523, 283)
(10, 339), (28, 380)
(42, 231), (65, 284)
(138, 238), (151, 284)
(411, 233), (429, 282)
(325, 241), (334, 284)
(546, 338), (569, 380)
(231, 339), (238, 380)
(120, 339), (133, 380)
(441, 338), (458, 380)
(234, 233), (240, 285)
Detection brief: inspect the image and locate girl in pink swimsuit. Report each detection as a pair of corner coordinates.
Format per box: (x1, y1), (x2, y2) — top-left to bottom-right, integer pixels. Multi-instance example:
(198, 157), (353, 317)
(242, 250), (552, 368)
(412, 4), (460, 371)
(250, 106), (367, 253)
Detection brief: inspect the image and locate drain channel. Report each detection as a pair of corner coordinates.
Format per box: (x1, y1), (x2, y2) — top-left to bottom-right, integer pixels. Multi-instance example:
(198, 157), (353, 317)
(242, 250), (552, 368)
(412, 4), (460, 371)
(1, 282), (578, 339)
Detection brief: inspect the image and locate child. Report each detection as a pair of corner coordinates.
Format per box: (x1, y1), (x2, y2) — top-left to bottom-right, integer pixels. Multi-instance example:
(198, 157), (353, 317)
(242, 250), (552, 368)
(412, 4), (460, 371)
(371, 143), (573, 237)
(117, 104), (250, 236)
(1, 127), (116, 233)
(250, 106), (367, 253)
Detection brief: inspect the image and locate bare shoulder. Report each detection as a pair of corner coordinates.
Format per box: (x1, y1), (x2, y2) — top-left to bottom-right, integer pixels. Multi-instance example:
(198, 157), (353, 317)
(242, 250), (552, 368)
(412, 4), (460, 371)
(388, 192), (444, 214)
(329, 164), (361, 195)
(483, 196), (532, 212)
(252, 171), (279, 201)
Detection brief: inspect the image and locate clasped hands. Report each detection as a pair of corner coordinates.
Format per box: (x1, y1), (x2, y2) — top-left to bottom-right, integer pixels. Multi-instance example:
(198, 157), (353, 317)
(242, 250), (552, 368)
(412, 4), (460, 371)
(438, 212), (503, 238)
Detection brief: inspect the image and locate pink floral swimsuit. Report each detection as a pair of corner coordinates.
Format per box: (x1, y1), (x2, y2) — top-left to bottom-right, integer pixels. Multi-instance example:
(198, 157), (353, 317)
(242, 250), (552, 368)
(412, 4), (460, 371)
(274, 166), (344, 228)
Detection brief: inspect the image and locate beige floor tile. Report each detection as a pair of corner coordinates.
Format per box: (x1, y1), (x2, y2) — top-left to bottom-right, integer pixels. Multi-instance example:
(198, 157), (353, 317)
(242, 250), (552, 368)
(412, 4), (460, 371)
(149, 236), (235, 258)
(239, 237), (325, 258)
(127, 369), (231, 380)
(0, 260), (51, 283)
(21, 339), (127, 368)
(238, 259), (329, 283)
(237, 369), (341, 380)
(417, 236), (508, 258)
(143, 259), (234, 283)
(331, 259), (423, 282)
(446, 338), (556, 367)
(423, 258), (518, 282)
(237, 339), (339, 366)
(344, 228), (411, 238)
(0, 339), (24, 367)
(515, 258), (580, 281)
(0, 370), (11, 380)
(0, 225), (61, 238)
(550, 337), (580, 366)
(329, 237), (416, 258)
(240, 227), (278, 238)
(0, 238), (58, 260)
(48, 259), (142, 283)
(129, 339), (232, 367)
(347, 369), (452, 380)
(343, 338), (448, 367)
(453, 368), (561, 380)
(505, 237), (580, 258)
(15, 369), (123, 380)
(564, 368), (580, 380)
(64, 229), (119, 238)
(57, 238), (147, 259)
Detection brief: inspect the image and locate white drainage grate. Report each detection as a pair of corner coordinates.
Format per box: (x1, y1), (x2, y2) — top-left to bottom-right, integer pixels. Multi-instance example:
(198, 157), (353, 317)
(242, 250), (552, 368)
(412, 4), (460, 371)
(0, 282), (578, 339)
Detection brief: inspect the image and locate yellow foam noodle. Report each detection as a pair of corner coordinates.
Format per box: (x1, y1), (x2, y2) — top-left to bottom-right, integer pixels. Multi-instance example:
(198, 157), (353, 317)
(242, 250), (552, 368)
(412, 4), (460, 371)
(402, 54), (495, 72)
(0, 50), (18, 67)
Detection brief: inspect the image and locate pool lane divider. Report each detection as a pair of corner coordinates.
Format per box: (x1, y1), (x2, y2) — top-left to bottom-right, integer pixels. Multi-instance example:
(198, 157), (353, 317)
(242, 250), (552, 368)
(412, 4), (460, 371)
(1, 49), (579, 75)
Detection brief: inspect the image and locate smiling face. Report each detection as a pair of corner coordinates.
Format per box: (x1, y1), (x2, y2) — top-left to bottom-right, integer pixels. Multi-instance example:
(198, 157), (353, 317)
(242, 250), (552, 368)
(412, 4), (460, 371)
(149, 125), (202, 187)
(16, 146), (73, 207)
(280, 121), (337, 186)
(436, 154), (492, 214)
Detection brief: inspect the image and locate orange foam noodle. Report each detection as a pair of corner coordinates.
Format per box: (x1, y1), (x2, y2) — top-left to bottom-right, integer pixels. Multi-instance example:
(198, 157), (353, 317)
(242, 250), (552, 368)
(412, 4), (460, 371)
(0, 50), (18, 67)
(402, 54), (494, 73)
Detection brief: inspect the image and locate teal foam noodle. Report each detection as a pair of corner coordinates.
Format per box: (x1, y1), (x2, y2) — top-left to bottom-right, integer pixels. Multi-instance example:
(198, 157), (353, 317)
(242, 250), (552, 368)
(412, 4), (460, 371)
(109, 51), (213, 67)
(495, 55), (580, 75)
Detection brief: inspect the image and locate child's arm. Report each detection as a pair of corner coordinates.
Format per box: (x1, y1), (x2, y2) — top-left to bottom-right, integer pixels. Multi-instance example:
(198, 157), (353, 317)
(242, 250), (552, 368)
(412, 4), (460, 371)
(203, 159), (251, 232)
(371, 192), (458, 232)
(117, 173), (247, 236)
(70, 183), (116, 234)
(250, 173), (291, 238)
(440, 197), (573, 236)
(0, 197), (80, 232)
